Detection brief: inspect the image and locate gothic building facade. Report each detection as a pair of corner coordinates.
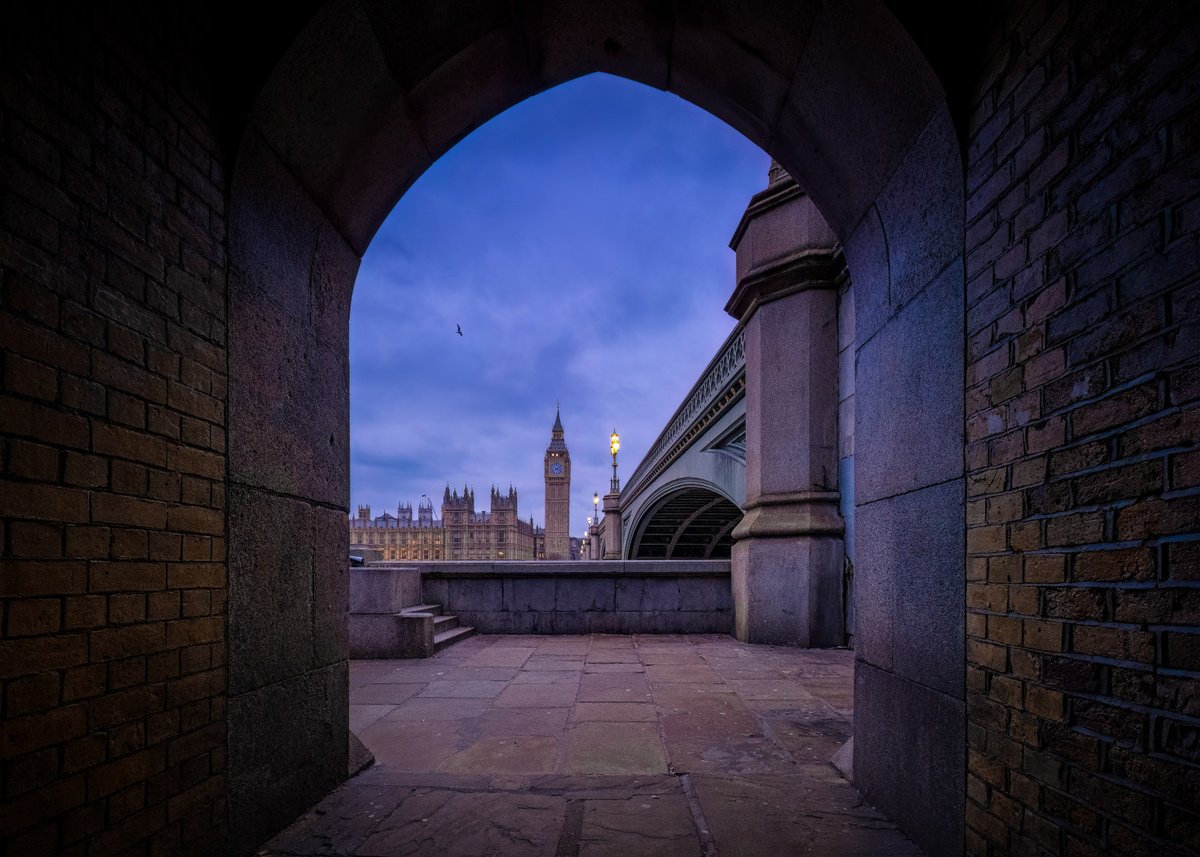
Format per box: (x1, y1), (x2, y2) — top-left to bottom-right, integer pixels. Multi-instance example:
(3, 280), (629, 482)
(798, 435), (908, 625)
(348, 496), (444, 561)
(349, 486), (539, 561)
(441, 485), (538, 560)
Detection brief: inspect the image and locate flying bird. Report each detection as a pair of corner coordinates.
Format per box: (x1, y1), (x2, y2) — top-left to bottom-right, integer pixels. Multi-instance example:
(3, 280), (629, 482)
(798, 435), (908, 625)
(456, 324), (463, 336)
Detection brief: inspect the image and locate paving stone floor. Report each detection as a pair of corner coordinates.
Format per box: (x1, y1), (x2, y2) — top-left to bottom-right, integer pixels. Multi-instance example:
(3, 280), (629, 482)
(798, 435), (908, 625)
(263, 634), (925, 857)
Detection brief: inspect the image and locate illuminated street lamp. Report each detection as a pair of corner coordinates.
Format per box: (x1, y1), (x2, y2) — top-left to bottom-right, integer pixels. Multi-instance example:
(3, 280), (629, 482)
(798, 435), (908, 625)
(609, 429), (620, 493)
(592, 492), (599, 522)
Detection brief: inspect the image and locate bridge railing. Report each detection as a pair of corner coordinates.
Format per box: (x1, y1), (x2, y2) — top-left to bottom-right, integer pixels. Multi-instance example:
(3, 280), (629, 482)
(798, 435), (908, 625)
(622, 324), (746, 501)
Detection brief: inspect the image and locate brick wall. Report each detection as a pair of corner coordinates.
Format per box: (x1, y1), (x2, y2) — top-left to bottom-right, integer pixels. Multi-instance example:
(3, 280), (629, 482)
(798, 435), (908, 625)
(1, 8), (228, 855)
(963, 1), (1200, 854)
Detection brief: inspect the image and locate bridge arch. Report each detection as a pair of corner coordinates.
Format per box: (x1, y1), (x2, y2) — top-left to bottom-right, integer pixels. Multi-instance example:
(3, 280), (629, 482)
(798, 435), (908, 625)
(226, 3), (966, 854)
(627, 480), (743, 560)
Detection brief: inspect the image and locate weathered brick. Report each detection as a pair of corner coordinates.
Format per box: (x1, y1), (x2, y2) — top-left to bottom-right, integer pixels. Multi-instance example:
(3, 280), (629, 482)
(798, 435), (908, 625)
(148, 468), (182, 502)
(63, 452), (108, 488)
(166, 562), (224, 589)
(969, 525), (1008, 554)
(91, 351), (167, 405)
(64, 526), (110, 559)
(5, 671), (61, 717)
(1073, 548), (1156, 583)
(975, 582), (1013, 613)
(9, 521), (64, 558)
(91, 494), (168, 529)
(87, 746), (167, 800)
(1048, 440), (1110, 476)
(0, 315), (88, 376)
(165, 617), (222, 648)
(166, 504), (223, 535)
(1072, 384), (1159, 437)
(1025, 554), (1065, 583)
(988, 554), (1020, 583)
(89, 562), (166, 593)
(0, 703), (86, 757)
(92, 423), (168, 468)
(5, 353), (58, 401)
(1117, 495), (1200, 539)
(1073, 460), (1162, 505)
(1043, 588), (1106, 621)
(1045, 511), (1104, 546)
(6, 597), (62, 636)
(1168, 541), (1200, 582)
(1024, 619), (1063, 652)
(1011, 455), (1045, 487)
(108, 593), (148, 624)
(166, 444), (223, 480)
(89, 623), (166, 661)
(0, 481), (89, 523)
(147, 404), (182, 440)
(1041, 658), (1104, 697)
(1073, 625), (1153, 662)
(1173, 448), (1200, 490)
(989, 615), (1022, 645)
(61, 374), (107, 415)
(111, 460), (149, 494)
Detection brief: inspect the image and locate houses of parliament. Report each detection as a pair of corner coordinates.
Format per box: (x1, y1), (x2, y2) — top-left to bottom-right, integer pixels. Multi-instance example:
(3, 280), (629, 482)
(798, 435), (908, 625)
(349, 409), (575, 561)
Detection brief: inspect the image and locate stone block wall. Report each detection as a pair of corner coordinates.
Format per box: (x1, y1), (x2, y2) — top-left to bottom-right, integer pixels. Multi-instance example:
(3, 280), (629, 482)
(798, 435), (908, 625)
(963, 2), (1200, 854)
(1, 7), (229, 854)
(421, 561), (733, 635)
(837, 274), (855, 640)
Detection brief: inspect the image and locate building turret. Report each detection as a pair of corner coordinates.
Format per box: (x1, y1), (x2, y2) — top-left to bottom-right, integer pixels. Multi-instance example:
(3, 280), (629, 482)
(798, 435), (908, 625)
(417, 495), (434, 527)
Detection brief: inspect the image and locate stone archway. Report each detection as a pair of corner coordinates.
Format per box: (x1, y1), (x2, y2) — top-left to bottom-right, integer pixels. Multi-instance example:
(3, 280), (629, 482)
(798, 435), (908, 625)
(227, 3), (965, 854)
(629, 484), (743, 559)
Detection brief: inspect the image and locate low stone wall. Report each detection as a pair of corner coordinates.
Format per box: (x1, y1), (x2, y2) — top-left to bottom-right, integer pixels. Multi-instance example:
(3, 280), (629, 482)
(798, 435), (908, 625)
(348, 566), (430, 658)
(414, 560), (733, 634)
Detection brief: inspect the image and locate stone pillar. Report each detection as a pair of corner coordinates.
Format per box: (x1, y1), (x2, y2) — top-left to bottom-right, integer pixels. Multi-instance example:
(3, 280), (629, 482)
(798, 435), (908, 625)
(588, 522), (602, 559)
(602, 493), (623, 559)
(726, 166), (845, 646)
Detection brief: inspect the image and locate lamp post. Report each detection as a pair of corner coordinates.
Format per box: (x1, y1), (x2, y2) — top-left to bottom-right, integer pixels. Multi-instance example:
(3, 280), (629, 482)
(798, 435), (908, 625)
(592, 492), (599, 524)
(609, 429), (620, 493)
(601, 430), (623, 560)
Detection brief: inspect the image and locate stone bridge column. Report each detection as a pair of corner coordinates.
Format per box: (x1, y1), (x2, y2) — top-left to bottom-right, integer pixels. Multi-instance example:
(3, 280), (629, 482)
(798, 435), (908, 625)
(602, 493), (623, 559)
(726, 166), (845, 646)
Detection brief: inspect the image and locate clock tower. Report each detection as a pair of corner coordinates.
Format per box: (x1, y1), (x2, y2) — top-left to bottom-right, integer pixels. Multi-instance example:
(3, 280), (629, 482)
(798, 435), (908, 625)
(544, 406), (571, 559)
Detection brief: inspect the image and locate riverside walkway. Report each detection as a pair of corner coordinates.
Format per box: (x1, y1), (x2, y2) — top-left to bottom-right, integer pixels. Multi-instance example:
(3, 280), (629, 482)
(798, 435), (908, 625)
(263, 634), (924, 856)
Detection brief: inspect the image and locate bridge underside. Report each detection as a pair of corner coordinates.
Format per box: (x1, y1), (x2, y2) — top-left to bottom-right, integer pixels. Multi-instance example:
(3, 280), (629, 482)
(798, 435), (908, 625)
(629, 487), (743, 559)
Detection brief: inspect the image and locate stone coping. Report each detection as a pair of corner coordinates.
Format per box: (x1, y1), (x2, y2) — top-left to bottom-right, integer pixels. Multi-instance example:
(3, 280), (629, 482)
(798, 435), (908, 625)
(368, 560), (730, 578)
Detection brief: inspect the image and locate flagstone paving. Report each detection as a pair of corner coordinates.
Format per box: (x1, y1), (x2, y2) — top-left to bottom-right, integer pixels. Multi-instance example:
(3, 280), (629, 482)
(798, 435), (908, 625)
(263, 634), (925, 856)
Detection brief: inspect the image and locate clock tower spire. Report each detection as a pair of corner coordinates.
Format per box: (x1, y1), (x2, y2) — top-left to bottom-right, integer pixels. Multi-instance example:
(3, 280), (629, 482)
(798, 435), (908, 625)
(544, 405), (571, 559)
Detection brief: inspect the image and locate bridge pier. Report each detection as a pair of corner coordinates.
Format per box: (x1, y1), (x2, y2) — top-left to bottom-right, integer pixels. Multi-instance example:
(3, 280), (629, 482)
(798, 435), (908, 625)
(601, 492), (623, 560)
(726, 169), (846, 647)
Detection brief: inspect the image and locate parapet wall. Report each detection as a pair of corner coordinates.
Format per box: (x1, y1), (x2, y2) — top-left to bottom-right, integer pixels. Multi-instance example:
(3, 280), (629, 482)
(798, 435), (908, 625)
(413, 560), (733, 634)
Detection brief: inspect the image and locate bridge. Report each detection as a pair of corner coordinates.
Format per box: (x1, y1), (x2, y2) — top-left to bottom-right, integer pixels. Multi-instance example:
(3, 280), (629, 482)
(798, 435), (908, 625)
(581, 165), (854, 656)
(616, 326), (748, 560)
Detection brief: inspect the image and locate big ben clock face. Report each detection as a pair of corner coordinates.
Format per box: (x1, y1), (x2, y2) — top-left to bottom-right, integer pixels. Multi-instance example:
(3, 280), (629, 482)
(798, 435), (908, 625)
(549, 462), (563, 475)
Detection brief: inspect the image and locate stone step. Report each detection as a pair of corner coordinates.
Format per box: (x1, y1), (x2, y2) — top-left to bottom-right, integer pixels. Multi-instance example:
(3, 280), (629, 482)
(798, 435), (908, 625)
(433, 624), (475, 653)
(432, 613), (459, 632)
(400, 603), (444, 617)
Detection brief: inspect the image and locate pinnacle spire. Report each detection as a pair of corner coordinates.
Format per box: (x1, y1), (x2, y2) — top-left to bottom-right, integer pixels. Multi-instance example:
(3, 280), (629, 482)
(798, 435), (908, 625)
(553, 402), (563, 433)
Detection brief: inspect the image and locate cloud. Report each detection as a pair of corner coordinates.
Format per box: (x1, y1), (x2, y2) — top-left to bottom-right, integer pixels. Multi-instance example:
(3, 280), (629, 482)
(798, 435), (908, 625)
(350, 73), (767, 530)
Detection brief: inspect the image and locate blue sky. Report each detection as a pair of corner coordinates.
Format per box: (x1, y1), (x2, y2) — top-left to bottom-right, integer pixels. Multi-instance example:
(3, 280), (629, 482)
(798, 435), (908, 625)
(350, 73), (767, 532)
